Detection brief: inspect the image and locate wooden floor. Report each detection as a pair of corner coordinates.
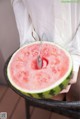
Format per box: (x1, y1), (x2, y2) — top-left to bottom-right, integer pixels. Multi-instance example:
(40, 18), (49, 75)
(0, 85), (69, 119)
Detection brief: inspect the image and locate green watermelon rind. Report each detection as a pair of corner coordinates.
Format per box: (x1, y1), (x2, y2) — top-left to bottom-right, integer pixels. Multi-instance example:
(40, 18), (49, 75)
(7, 41), (73, 99)
(20, 69), (72, 99)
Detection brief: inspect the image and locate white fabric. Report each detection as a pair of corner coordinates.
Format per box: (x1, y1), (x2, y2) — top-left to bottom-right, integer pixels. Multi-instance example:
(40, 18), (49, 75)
(11, 0), (80, 73)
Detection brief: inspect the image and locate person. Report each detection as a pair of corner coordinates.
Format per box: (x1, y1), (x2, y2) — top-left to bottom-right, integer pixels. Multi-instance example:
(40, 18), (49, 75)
(11, 0), (80, 100)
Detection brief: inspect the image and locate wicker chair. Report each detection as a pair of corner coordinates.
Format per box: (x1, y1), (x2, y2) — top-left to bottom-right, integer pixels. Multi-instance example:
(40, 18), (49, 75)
(4, 55), (80, 119)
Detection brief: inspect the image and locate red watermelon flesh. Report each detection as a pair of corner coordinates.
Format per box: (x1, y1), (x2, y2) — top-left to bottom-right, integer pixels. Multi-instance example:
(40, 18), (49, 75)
(8, 42), (71, 92)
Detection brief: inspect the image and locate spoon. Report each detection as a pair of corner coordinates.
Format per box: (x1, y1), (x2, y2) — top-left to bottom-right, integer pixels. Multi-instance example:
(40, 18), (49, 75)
(37, 35), (43, 69)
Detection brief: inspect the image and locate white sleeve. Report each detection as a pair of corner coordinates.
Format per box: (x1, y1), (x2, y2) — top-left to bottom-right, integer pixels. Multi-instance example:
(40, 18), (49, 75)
(69, 24), (80, 73)
(68, 5), (80, 73)
(11, 0), (35, 46)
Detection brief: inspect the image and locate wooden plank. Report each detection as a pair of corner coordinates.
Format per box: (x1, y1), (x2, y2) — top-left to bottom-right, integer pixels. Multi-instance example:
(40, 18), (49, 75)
(0, 50), (6, 84)
(31, 108), (51, 119)
(51, 112), (69, 119)
(66, 68), (80, 101)
(0, 86), (8, 101)
(11, 97), (34, 119)
(0, 88), (20, 119)
(9, 97), (21, 119)
(30, 106), (34, 115)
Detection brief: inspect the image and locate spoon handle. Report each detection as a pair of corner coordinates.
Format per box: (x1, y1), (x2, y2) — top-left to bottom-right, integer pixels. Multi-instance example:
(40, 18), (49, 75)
(32, 31), (43, 68)
(37, 35), (43, 69)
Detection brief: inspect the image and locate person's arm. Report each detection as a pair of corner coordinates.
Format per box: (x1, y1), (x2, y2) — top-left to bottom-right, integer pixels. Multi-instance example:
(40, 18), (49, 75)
(61, 23), (80, 94)
(69, 22), (80, 84)
(11, 0), (36, 46)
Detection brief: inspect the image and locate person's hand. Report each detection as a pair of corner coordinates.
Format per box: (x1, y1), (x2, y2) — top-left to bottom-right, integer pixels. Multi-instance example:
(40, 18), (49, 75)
(60, 71), (78, 93)
(51, 71), (78, 100)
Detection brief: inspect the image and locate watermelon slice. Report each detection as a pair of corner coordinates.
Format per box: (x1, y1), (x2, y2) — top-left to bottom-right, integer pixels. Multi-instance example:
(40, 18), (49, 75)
(7, 41), (73, 99)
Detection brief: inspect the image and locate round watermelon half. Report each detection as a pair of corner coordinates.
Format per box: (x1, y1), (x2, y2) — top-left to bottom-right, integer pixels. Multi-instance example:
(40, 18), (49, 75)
(7, 41), (73, 99)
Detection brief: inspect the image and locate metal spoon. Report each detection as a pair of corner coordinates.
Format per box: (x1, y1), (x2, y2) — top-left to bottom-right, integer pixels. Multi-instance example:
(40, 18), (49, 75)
(37, 35), (43, 69)
(32, 31), (43, 68)
(37, 55), (43, 69)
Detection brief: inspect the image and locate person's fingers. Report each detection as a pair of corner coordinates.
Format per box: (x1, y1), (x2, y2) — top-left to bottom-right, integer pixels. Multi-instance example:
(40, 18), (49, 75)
(69, 71), (78, 84)
(51, 85), (71, 100)
(66, 69), (80, 101)
(51, 93), (65, 101)
(60, 85), (71, 94)
(60, 72), (78, 94)
(51, 71), (79, 100)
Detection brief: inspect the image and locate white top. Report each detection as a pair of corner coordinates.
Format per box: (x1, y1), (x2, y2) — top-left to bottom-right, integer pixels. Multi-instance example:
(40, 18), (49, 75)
(11, 0), (80, 73)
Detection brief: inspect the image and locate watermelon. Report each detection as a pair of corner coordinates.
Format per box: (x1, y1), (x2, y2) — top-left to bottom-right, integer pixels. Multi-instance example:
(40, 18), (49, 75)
(7, 41), (73, 99)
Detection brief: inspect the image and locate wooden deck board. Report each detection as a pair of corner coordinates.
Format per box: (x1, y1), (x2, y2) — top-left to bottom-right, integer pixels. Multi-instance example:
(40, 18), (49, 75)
(31, 108), (51, 119)
(0, 86), (70, 119)
(11, 97), (34, 119)
(0, 85), (8, 101)
(11, 97), (26, 119)
(51, 112), (69, 119)
(0, 87), (20, 119)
